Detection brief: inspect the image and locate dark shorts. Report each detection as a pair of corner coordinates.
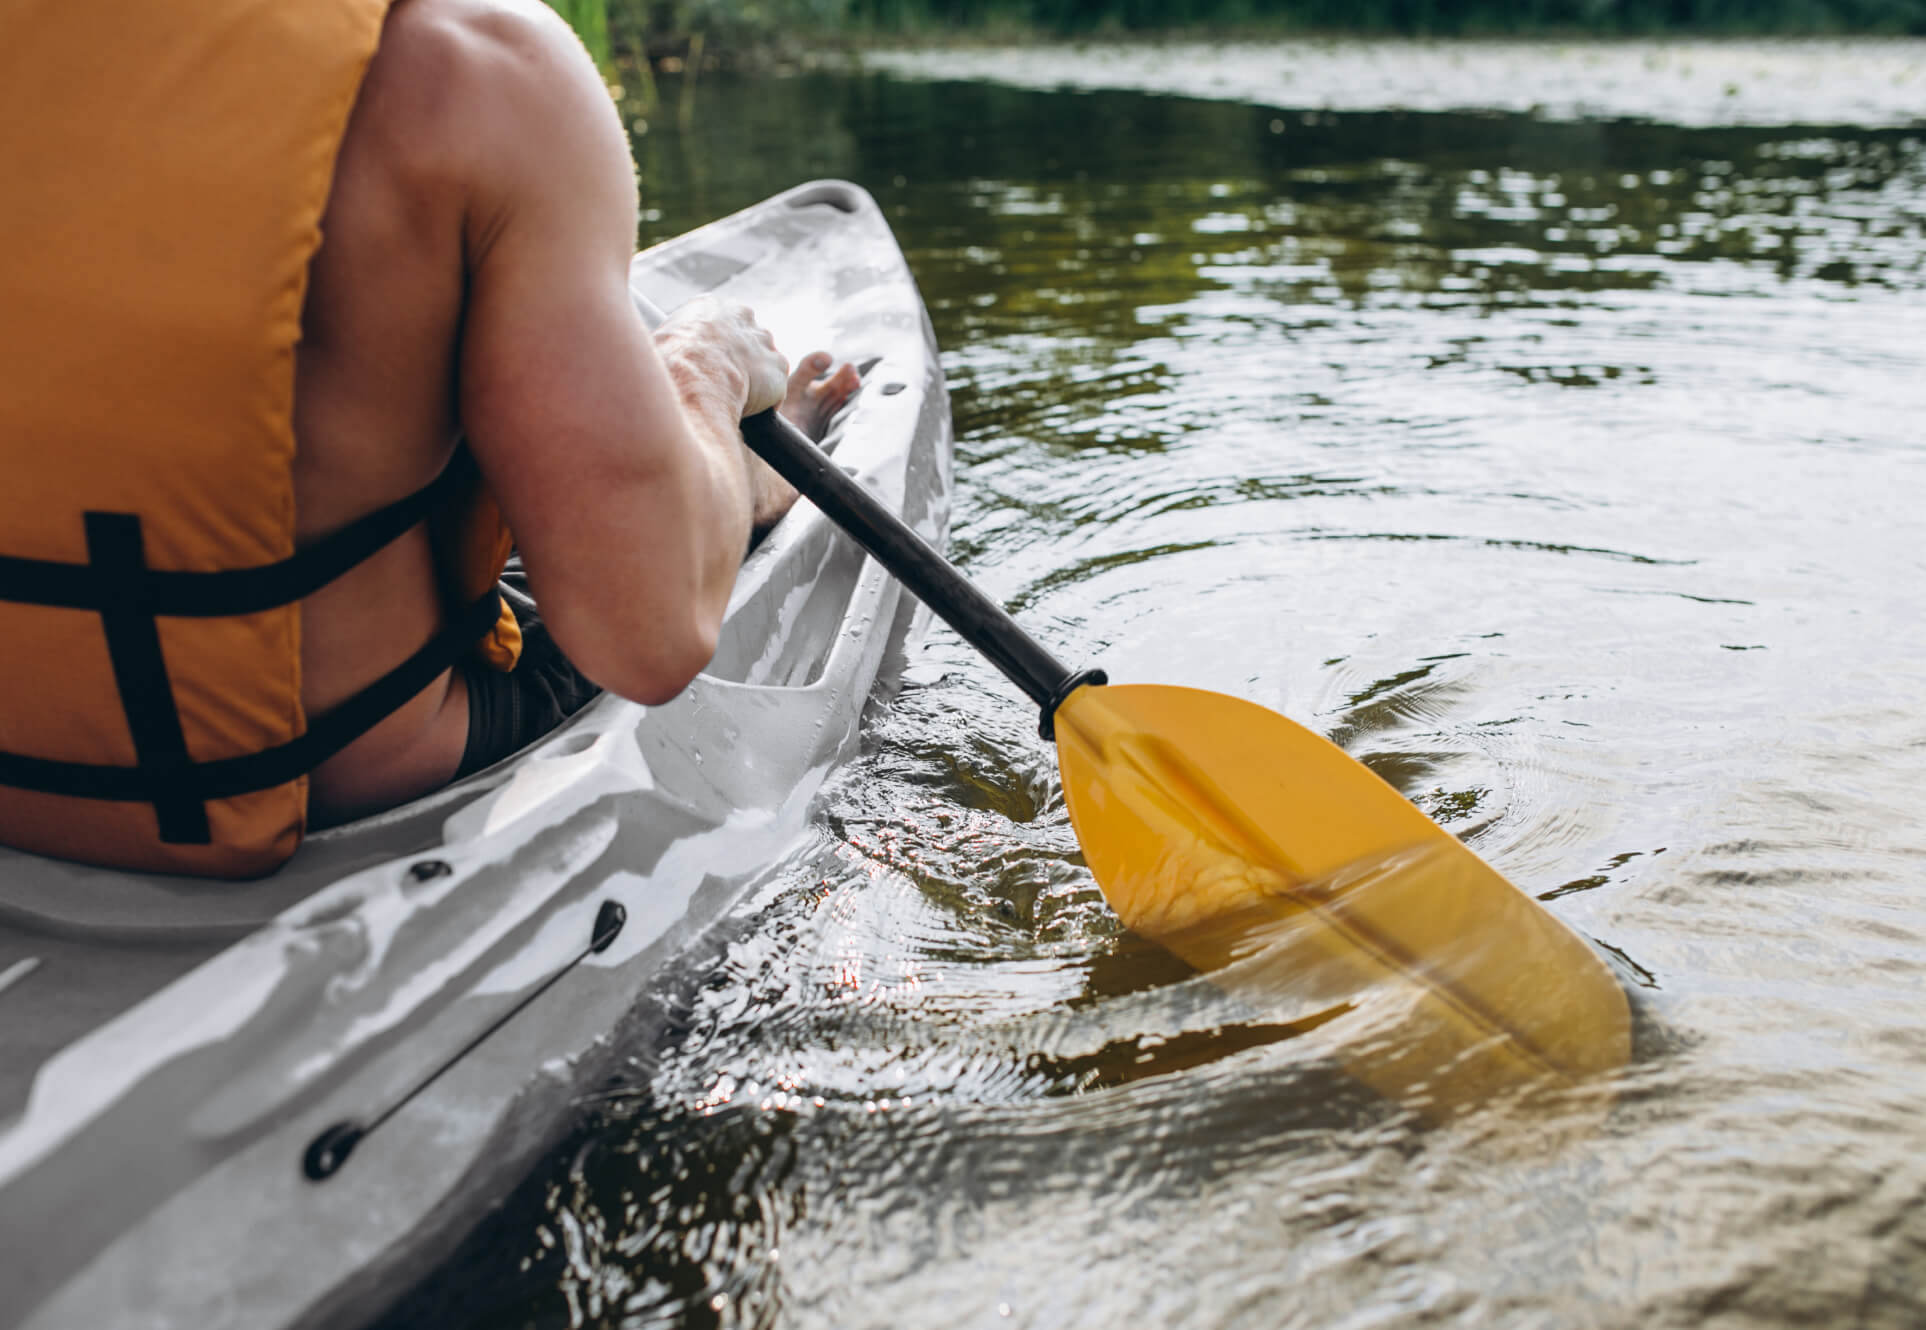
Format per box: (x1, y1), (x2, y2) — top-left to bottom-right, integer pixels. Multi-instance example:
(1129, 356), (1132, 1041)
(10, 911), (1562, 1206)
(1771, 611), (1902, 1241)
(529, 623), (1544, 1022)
(453, 564), (603, 780)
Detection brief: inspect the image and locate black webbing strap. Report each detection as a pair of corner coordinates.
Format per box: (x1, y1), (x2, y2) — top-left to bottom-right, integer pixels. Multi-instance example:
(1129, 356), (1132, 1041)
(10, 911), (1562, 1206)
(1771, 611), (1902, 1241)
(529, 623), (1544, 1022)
(0, 455), (469, 616)
(0, 585), (505, 813)
(84, 512), (212, 842)
(0, 455), (500, 842)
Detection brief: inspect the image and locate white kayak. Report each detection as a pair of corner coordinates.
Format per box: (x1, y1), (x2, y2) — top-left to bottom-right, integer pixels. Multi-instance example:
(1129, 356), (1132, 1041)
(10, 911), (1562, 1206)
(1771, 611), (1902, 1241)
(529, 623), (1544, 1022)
(0, 180), (952, 1330)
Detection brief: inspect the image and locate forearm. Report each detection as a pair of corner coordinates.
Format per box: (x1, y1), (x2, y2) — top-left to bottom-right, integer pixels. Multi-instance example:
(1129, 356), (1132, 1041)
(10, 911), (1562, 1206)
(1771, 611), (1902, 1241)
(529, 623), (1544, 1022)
(655, 331), (759, 554)
(461, 303), (760, 702)
(652, 311), (794, 532)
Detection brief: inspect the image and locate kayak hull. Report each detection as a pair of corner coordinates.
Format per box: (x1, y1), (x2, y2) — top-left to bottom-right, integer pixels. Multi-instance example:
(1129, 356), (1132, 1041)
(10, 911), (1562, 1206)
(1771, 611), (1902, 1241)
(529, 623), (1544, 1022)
(0, 180), (951, 1330)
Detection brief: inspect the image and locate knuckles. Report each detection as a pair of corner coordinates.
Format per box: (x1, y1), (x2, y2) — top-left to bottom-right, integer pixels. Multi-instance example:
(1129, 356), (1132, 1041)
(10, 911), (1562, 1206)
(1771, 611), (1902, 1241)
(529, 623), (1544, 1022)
(655, 296), (788, 416)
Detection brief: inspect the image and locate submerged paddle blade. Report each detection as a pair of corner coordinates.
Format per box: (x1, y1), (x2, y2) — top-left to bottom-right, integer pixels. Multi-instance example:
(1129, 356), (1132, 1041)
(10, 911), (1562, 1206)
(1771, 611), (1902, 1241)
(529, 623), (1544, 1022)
(1051, 684), (1632, 1115)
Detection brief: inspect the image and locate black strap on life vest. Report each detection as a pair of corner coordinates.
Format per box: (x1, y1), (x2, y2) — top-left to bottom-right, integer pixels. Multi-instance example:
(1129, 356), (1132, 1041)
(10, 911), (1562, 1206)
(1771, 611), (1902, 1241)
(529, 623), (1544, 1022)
(0, 456), (505, 843)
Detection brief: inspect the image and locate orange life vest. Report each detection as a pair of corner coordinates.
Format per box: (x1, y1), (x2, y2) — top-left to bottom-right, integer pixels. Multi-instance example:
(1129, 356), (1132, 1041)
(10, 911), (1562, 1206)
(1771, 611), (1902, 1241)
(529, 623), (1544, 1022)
(0, 0), (521, 878)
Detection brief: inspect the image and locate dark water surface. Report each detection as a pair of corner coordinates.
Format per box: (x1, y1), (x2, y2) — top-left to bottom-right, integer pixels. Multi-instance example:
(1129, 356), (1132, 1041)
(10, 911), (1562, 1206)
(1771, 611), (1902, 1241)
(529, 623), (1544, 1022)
(384, 70), (1926, 1329)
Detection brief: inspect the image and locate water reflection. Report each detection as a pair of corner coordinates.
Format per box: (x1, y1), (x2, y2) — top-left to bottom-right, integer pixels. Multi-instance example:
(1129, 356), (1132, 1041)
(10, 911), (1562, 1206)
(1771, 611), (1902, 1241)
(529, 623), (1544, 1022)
(387, 66), (1926, 1330)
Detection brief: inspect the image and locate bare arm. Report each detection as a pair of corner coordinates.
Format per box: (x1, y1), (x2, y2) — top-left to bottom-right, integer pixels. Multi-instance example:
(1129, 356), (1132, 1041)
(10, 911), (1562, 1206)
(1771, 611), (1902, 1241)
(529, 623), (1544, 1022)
(452, 2), (784, 704)
(652, 297), (802, 532)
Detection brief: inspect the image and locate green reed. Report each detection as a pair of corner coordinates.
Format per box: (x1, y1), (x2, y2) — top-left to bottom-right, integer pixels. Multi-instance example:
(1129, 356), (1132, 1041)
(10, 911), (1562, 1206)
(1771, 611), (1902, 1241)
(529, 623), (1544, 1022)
(543, 0), (614, 67)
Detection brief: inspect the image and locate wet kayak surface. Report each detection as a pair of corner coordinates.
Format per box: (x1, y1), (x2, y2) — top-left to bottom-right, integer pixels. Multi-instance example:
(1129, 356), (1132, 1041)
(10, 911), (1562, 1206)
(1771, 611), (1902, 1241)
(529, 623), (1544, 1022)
(381, 58), (1926, 1330)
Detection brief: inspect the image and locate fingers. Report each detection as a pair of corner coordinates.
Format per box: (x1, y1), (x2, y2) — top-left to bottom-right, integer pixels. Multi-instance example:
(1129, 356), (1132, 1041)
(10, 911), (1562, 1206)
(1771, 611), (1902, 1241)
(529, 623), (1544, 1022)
(656, 296), (788, 418)
(744, 346), (789, 418)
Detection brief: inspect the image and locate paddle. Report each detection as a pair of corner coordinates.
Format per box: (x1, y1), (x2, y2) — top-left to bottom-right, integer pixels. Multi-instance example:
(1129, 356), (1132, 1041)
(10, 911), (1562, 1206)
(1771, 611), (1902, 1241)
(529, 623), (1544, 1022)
(739, 407), (1631, 1117)
(638, 293), (1631, 1116)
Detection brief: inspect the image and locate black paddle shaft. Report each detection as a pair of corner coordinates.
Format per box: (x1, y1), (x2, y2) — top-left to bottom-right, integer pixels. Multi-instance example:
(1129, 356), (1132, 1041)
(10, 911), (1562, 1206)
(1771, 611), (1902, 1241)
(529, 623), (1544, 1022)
(740, 409), (1103, 736)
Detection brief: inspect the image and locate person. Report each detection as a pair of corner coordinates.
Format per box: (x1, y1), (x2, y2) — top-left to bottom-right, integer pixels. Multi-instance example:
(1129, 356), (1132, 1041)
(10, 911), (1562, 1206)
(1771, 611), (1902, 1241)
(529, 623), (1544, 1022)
(0, 0), (859, 876)
(300, 0), (862, 822)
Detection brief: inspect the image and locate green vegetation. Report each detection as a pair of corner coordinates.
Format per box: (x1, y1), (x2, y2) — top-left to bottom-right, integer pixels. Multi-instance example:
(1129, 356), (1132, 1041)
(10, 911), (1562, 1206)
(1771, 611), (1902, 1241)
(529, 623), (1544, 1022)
(545, 0), (612, 65)
(542, 0), (1923, 66)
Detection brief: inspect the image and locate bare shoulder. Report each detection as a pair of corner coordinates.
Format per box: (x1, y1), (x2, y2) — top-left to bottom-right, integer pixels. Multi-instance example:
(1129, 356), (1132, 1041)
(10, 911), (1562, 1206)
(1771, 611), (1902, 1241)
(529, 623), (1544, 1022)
(373, 0), (599, 94)
(361, 0), (626, 217)
(387, 4), (620, 148)
(379, 0), (635, 259)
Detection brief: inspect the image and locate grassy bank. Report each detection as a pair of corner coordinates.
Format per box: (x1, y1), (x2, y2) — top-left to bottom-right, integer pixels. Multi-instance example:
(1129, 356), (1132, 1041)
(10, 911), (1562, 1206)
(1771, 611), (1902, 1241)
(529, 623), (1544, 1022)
(549, 0), (1925, 68)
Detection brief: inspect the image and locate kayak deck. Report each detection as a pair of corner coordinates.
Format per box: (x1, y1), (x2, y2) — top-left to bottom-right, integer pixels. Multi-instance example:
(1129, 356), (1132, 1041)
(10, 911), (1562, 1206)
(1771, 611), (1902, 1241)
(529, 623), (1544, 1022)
(0, 181), (951, 1330)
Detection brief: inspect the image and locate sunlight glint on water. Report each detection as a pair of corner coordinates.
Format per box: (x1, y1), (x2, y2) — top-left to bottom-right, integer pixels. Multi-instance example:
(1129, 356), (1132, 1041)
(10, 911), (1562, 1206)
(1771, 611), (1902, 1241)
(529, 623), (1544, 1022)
(383, 65), (1926, 1330)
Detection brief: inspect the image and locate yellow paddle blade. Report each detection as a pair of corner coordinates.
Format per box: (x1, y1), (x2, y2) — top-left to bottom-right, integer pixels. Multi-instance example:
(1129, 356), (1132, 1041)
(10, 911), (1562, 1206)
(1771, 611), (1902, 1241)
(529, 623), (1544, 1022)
(1052, 684), (1632, 1117)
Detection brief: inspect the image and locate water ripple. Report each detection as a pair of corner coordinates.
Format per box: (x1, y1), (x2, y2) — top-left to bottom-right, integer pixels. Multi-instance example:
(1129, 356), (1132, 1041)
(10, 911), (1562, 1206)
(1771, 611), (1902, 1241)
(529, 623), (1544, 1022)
(395, 67), (1926, 1330)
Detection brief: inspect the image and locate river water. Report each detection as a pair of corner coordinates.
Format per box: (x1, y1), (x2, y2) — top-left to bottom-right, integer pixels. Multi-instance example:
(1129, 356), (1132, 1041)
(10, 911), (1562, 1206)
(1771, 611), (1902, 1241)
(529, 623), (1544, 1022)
(385, 49), (1926, 1330)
